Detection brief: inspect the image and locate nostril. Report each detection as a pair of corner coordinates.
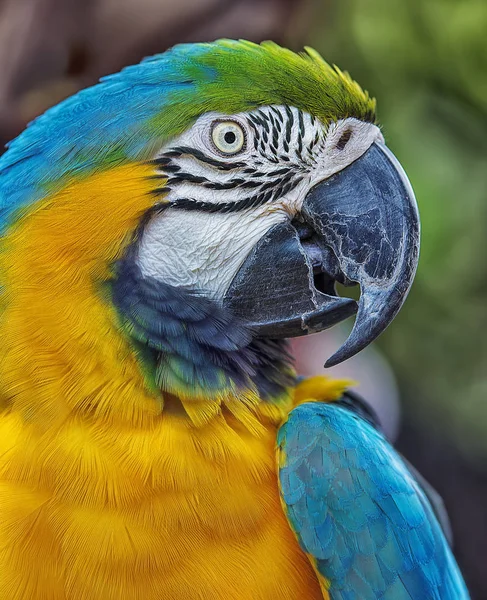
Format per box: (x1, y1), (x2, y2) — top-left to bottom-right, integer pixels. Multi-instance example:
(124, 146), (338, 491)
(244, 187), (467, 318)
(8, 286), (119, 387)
(336, 129), (352, 150)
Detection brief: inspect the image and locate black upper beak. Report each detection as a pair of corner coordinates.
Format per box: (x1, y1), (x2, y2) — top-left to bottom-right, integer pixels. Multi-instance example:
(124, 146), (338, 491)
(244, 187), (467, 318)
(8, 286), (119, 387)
(224, 142), (420, 366)
(302, 142), (420, 365)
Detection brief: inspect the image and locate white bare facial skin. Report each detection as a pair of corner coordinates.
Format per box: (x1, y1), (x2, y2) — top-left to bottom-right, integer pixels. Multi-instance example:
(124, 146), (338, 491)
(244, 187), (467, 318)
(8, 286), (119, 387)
(137, 206), (286, 299)
(136, 107), (383, 299)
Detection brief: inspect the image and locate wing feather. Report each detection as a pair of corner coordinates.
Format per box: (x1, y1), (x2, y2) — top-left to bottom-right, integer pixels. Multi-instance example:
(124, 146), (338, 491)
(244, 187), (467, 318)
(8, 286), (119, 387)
(277, 401), (469, 600)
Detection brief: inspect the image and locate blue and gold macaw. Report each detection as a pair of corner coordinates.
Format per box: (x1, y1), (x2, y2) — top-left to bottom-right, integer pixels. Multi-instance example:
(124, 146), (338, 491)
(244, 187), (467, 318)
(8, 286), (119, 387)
(0, 40), (469, 599)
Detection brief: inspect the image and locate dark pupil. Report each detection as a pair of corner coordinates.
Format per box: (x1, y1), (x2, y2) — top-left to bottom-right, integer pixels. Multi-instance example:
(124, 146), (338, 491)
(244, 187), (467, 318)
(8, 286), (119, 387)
(224, 131), (237, 145)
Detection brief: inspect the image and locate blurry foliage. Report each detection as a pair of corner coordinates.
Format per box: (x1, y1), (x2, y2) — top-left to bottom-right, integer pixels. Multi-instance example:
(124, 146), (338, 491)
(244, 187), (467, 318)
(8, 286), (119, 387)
(311, 0), (487, 462)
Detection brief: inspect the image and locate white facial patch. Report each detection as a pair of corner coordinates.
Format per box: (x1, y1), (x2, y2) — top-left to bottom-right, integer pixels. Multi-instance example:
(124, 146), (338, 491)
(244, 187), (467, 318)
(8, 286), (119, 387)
(136, 107), (383, 299)
(137, 205), (287, 299)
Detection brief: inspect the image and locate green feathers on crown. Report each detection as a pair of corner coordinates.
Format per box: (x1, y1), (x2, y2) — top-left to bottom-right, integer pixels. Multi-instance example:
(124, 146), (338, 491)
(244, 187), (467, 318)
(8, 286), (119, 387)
(0, 39), (376, 229)
(149, 40), (376, 139)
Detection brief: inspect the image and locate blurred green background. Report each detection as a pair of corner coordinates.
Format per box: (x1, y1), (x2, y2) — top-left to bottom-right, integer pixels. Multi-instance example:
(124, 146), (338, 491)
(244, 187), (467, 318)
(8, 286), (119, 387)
(0, 0), (485, 596)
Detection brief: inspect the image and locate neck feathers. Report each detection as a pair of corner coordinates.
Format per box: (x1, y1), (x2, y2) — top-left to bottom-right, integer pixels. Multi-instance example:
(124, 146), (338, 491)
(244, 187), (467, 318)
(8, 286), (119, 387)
(111, 252), (296, 426)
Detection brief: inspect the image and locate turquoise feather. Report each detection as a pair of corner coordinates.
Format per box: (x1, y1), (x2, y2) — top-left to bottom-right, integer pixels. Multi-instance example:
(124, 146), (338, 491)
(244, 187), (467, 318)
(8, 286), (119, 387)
(278, 402), (470, 599)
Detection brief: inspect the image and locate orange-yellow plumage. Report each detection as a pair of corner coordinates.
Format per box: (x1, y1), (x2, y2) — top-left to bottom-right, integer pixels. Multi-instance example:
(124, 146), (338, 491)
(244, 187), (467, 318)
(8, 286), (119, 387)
(0, 164), (331, 599)
(0, 410), (326, 599)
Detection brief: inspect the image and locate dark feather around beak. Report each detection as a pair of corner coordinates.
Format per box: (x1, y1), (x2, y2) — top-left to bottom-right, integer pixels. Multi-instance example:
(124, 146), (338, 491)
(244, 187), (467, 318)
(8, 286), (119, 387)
(224, 142), (420, 366)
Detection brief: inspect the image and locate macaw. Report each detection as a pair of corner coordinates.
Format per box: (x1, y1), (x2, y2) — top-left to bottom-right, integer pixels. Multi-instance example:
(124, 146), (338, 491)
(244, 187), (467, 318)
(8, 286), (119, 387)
(0, 40), (469, 600)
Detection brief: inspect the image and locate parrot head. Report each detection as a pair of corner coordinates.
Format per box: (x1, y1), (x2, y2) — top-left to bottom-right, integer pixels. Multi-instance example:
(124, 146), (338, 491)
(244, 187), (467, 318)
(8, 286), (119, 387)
(0, 40), (419, 403)
(132, 41), (419, 367)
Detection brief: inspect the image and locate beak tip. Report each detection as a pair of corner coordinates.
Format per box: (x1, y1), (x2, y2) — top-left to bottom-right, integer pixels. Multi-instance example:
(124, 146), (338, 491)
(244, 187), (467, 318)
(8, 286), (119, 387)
(324, 356), (340, 369)
(324, 346), (355, 368)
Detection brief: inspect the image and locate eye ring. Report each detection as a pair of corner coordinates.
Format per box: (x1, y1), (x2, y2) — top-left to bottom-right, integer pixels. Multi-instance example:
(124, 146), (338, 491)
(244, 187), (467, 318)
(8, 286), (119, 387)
(211, 120), (246, 155)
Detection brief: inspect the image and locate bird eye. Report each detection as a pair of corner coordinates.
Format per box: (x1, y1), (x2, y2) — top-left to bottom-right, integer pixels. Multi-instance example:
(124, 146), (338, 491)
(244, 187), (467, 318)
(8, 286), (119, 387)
(211, 121), (246, 155)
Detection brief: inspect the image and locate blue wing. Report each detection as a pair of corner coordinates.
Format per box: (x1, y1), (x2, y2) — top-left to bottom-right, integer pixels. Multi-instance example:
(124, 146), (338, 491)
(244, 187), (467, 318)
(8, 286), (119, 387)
(277, 401), (470, 599)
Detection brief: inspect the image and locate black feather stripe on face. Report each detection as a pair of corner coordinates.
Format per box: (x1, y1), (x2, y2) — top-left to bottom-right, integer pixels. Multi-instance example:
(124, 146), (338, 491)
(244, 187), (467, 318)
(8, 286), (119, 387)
(151, 105), (326, 213)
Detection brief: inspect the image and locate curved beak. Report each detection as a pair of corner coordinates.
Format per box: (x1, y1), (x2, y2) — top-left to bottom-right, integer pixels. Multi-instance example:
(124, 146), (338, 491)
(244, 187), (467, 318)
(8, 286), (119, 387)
(224, 142), (420, 366)
(302, 142), (420, 366)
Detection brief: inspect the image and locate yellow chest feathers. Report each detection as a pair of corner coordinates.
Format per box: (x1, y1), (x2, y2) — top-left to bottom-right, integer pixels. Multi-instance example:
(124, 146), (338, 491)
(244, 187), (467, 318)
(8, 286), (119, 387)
(0, 410), (323, 600)
(0, 165), (332, 598)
